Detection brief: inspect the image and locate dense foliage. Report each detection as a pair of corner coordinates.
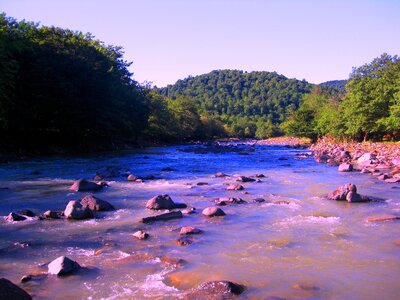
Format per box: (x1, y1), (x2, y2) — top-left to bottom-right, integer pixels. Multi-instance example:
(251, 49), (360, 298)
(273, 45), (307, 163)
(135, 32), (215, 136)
(0, 14), (148, 153)
(158, 70), (312, 138)
(1, 14), (398, 155)
(284, 54), (400, 141)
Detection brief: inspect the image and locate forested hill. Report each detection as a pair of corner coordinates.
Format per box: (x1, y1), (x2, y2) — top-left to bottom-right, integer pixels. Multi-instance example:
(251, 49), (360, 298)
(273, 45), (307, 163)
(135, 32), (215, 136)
(319, 80), (347, 93)
(158, 70), (312, 125)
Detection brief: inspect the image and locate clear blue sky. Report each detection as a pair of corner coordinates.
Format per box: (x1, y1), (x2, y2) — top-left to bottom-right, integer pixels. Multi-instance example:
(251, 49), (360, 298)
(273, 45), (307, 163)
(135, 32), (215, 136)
(1, 0), (400, 87)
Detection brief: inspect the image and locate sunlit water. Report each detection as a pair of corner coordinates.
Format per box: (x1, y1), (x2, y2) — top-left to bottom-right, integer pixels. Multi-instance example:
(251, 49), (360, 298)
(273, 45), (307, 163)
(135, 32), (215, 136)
(0, 143), (399, 299)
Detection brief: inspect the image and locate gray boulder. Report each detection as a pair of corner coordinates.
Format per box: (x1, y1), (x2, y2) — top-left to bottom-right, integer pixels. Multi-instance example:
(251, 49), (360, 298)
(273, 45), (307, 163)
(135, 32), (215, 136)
(79, 194), (115, 212)
(48, 256), (81, 276)
(202, 207), (226, 217)
(146, 195), (186, 210)
(69, 179), (107, 192)
(64, 200), (94, 220)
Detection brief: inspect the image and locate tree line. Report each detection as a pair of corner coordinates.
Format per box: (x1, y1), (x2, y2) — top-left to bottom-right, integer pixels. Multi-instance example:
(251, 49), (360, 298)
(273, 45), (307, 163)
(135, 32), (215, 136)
(1, 14), (398, 155)
(283, 54), (400, 142)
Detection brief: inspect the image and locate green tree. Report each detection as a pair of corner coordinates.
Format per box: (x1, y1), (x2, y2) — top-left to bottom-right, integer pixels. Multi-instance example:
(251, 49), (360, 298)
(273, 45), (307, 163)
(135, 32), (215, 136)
(341, 53), (400, 141)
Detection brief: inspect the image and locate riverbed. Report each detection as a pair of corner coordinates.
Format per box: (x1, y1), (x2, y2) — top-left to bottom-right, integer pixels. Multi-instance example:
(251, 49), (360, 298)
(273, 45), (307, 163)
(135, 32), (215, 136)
(0, 143), (399, 299)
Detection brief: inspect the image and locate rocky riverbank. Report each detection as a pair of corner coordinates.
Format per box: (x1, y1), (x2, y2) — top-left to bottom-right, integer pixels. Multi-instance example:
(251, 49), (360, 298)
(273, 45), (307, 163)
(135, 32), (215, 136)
(311, 138), (400, 183)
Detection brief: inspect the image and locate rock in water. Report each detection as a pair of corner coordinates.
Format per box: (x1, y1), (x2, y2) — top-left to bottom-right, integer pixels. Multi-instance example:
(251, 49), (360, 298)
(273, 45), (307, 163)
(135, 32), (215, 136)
(215, 197), (246, 205)
(367, 214), (400, 222)
(0, 278), (32, 300)
(176, 236), (193, 246)
(48, 256), (80, 276)
(328, 183), (369, 202)
(192, 281), (245, 297)
(133, 230), (149, 240)
(202, 207), (226, 217)
(226, 184), (244, 191)
(338, 163), (353, 172)
(180, 226), (202, 235)
(141, 211), (183, 223)
(236, 176), (255, 182)
(5, 212), (27, 222)
(64, 200), (94, 220)
(69, 179), (106, 192)
(146, 194), (187, 210)
(214, 172), (229, 178)
(328, 183), (357, 200)
(79, 194), (115, 212)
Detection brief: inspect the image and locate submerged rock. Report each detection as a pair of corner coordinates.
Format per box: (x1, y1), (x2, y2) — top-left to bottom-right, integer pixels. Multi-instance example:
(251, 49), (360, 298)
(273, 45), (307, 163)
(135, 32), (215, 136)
(180, 226), (202, 235)
(0, 278), (32, 300)
(214, 172), (229, 178)
(236, 176), (255, 183)
(226, 184), (244, 191)
(142, 211), (183, 223)
(43, 210), (63, 219)
(69, 179), (107, 192)
(188, 280), (245, 298)
(215, 197), (247, 205)
(146, 194), (187, 210)
(133, 230), (149, 240)
(202, 207), (226, 217)
(182, 207), (196, 214)
(367, 214), (400, 222)
(79, 194), (115, 212)
(48, 256), (81, 276)
(176, 236), (193, 246)
(64, 200), (94, 220)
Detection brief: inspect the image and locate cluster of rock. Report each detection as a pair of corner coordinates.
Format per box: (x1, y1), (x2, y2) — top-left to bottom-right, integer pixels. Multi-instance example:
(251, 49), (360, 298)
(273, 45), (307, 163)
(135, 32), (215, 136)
(327, 183), (370, 202)
(311, 138), (400, 183)
(3, 171), (263, 298)
(6, 179), (115, 223)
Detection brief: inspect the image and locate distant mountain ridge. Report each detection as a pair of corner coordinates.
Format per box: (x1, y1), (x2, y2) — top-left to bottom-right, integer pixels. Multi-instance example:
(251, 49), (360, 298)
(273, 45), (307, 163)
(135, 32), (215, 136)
(158, 70), (314, 125)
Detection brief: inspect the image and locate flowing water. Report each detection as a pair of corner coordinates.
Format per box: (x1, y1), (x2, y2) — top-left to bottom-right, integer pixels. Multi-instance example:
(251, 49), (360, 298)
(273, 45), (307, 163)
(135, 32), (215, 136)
(0, 143), (399, 299)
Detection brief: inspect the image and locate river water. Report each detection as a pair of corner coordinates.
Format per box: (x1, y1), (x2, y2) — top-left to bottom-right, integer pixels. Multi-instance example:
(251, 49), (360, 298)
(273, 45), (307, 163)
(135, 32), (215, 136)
(0, 143), (399, 299)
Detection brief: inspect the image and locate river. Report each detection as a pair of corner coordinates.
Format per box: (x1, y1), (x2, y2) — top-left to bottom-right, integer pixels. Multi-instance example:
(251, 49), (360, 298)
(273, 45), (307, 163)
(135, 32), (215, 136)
(0, 142), (399, 299)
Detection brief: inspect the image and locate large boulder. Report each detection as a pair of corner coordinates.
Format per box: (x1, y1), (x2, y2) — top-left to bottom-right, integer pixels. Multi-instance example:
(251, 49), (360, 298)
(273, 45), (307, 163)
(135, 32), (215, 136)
(48, 256), (81, 276)
(327, 183), (357, 200)
(79, 194), (115, 212)
(146, 195), (186, 210)
(0, 278), (32, 300)
(64, 200), (94, 220)
(69, 179), (107, 192)
(202, 207), (226, 217)
(328, 183), (369, 202)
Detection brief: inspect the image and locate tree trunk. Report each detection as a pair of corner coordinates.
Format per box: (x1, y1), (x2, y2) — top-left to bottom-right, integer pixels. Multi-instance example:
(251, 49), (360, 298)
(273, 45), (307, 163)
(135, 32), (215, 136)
(363, 132), (369, 142)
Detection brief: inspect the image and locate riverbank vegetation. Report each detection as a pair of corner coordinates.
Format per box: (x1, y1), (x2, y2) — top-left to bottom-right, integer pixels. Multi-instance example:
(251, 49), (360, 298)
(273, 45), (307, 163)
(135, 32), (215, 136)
(1, 14), (399, 155)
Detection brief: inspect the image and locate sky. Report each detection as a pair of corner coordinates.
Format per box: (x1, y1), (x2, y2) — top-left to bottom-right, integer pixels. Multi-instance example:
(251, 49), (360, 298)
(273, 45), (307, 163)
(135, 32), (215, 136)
(1, 0), (400, 87)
